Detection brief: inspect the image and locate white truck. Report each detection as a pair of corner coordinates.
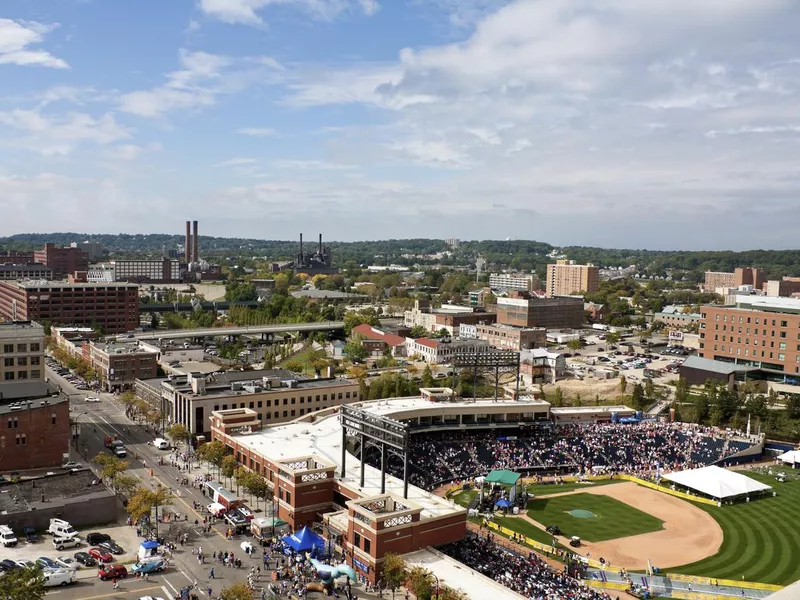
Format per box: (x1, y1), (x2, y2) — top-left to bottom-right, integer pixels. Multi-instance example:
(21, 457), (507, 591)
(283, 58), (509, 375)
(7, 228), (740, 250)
(42, 569), (76, 587)
(48, 518), (78, 539)
(0, 525), (18, 547)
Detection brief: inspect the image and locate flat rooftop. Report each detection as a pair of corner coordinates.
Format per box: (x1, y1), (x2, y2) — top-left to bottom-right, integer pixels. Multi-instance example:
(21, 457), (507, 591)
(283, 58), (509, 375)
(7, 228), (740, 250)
(228, 397), (472, 520)
(0, 470), (106, 514)
(0, 381), (62, 414)
(9, 280), (138, 289)
(404, 548), (524, 600)
(721, 296), (800, 313)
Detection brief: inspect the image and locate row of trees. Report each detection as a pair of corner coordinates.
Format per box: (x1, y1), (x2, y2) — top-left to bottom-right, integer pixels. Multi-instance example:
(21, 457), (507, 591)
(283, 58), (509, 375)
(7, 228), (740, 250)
(47, 340), (104, 386)
(196, 441), (273, 509)
(382, 553), (466, 600)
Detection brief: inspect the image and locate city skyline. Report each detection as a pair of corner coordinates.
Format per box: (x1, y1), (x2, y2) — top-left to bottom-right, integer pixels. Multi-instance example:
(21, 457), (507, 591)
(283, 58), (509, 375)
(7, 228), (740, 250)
(2, 1), (800, 250)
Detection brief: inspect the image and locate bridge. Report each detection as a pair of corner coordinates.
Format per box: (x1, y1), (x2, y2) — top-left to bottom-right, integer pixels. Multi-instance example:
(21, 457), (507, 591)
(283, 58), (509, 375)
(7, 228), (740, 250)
(134, 321), (345, 341)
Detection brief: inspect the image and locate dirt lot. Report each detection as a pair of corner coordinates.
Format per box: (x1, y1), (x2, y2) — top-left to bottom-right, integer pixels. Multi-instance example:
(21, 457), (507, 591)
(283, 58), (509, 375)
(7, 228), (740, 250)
(529, 482), (723, 570)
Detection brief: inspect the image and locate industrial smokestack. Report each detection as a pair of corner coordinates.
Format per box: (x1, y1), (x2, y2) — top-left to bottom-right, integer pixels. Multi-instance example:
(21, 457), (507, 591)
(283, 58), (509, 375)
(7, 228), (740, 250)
(319, 233), (323, 255)
(185, 221), (192, 263)
(299, 233), (303, 261)
(192, 220), (199, 263)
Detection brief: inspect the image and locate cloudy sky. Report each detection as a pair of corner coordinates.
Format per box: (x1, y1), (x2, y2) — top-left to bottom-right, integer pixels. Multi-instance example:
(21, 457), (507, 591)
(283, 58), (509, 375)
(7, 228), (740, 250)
(2, 1), (800, 250)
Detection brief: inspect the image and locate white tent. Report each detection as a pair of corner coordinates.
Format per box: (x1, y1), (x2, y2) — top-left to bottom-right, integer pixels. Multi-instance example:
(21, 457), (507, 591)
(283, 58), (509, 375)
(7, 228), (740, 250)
(777, 450), (800, 465)
(663, 465), (772, 500)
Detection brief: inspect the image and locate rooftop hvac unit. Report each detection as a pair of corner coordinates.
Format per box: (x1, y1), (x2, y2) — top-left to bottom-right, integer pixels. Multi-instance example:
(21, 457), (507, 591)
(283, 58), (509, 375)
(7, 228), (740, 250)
(243, 385), (262, 393)
(231, 382), (243, 391)
(288, 380), (298, 388)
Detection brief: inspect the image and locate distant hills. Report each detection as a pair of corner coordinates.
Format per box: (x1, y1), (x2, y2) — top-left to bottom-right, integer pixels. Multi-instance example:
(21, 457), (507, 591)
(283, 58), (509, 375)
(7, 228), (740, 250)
(2, 233), (800, 279)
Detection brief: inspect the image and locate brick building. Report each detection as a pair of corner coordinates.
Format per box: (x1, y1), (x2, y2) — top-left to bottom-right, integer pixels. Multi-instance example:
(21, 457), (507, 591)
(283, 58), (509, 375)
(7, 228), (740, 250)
(699, 297), (800, 375)
(403, 300), (496, 337)
(496, 292), (584, 329)
(545, 260), (599, 297)
(473, 323), (546, 351)
(703, 268), (766, 293)
(765, 278), (800, 298)
(0, 264), (53, 281)
(135, 369), (361, 438)
(0, 280), (140, 334)
(0, 321), (69, 471)
(33, 244), (89, 279)
(0, 251), (35, 266)
(90, 259), (181, 284)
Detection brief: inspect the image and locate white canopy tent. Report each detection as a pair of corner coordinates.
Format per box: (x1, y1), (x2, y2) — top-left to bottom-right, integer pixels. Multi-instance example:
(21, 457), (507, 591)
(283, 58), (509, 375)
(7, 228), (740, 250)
(777, 450), (800, 465)
(663, 465), (772, 500)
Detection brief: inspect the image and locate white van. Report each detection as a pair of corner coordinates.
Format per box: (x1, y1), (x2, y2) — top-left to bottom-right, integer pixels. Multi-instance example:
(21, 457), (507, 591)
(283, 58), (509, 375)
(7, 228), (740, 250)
(0, 525), (17, 547)
(153, 438), (170, 450)
(48, 519), (78, 539)
(42, 569), (76, 587)
(53, 535), (81, 550)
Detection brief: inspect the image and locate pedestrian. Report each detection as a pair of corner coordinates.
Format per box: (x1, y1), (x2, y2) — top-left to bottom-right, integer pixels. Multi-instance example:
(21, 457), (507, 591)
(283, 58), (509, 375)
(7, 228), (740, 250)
(112, 577), (118, 590)
(209, 567), (215, 579)
(207, 587), (213, 598)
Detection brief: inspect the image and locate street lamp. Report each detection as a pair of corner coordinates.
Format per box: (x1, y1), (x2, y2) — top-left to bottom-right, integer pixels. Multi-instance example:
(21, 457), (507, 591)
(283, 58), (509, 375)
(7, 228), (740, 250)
(432, 574), (440, 599)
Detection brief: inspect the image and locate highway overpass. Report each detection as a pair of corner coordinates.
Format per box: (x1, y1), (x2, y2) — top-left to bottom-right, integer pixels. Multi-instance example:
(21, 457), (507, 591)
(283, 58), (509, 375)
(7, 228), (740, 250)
(134, 321), (345, 341)
(140, 300), (263, 313)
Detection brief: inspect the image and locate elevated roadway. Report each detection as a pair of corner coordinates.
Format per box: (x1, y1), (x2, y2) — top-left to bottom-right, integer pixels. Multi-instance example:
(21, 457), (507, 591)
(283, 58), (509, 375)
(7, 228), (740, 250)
(134, 320), (345, 340)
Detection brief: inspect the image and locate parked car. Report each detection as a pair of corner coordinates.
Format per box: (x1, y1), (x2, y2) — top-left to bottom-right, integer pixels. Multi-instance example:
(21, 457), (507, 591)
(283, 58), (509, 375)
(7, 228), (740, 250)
(61, 461), (82, 470)
(37, 557), (59, 570)
(55, 556), (80, 570)
(88, 547), (113, 563)
(0, 559), (19, 572)
(23, 526), (38, 543)
(131, 560), (166, 574)
(53, 536), (81, 551)
(84, 396), (100, 403)
(73, 552), (96, 567)
(85, 532), (111, 546)
(98, 564), (127, 580)
(99, 540), (123, 555)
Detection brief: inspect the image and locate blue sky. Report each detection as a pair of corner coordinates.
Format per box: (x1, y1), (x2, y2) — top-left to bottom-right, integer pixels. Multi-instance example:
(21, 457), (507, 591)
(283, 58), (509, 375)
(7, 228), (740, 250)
(2, 1), (800, 250)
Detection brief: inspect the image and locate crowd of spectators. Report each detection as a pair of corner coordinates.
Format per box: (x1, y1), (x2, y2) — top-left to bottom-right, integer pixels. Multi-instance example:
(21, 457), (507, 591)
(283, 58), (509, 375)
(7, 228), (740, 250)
(440, 534), (611, 600)
(365, 421), (756, 490)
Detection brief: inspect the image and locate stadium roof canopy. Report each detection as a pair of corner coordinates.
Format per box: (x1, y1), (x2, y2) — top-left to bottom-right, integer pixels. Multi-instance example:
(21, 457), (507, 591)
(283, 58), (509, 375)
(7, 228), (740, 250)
(663, 465), (772, 500)
(777, 450), (800, 465)
(485, 470), (521, 486)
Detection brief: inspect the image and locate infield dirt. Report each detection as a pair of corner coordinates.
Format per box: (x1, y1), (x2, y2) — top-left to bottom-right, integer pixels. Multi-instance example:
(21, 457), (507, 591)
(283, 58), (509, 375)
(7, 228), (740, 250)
(527, 481), (723, 570)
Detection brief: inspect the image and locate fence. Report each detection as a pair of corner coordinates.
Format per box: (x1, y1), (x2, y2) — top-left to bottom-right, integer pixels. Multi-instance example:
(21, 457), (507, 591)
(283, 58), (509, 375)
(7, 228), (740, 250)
(666, 573), (782, 592)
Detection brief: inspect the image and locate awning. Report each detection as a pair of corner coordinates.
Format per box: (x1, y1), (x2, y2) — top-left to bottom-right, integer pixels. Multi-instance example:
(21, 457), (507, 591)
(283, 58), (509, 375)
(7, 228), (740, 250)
(663, 465), (772, 499)
(281, 526), (325, 553)
(485, 470), (521, 487)
(777, 450), (800, 464)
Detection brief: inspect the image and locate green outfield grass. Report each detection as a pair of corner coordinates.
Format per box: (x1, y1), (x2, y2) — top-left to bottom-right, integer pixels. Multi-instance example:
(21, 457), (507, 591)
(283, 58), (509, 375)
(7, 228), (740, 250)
(672, 471), (800, 585)
(492, 516), (569, 551)
(526, 479), (622, 497)
(526, 493), (664, 542)
(452, 489), (477, 508)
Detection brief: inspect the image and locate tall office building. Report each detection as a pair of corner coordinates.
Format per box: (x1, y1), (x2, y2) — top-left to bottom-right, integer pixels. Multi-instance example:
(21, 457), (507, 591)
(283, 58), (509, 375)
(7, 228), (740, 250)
(545, 260), (599, 297)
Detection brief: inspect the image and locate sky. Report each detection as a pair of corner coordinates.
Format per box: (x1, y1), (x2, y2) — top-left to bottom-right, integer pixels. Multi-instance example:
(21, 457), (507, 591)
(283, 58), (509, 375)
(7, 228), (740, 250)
(2, 1), (800, 250)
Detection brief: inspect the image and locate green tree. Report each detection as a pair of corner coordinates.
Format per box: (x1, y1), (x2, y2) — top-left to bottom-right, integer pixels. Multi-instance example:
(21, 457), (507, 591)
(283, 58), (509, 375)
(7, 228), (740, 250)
(438, 587), (469, 600)
(381, 553), (408, 599)
(0, 565), (45, 600)
(674, 377), (690, 405)
(631, 383), (645, 409)
(694, 392), (710, 424)
(422, 364), (435, 387)
(219, 582), (253, 600)
(243, 472), (270, 510)
(408, 566), (434, 600)
(619, 375), (627, 394)
(605, 331), (620, 344)
(221, 455), (239, 487)
(127, 486), (173, 535)
(92, 453), (130, 494)
(343, 309), (380, 335)
(343, 341), (368, 363)
(409, 325), (429, 338)
(567, 338), (582, 351)
(552, 386), (564, 407)
(166, 423), (191, 448)
(197, 440), (227, 476)
(644, 377), (655, 399)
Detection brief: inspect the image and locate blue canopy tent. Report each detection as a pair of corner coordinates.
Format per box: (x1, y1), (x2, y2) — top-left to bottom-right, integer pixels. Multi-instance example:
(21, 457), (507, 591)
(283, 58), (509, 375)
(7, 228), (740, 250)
(494, 498), (512, 509)
(282, 526), (326, 556)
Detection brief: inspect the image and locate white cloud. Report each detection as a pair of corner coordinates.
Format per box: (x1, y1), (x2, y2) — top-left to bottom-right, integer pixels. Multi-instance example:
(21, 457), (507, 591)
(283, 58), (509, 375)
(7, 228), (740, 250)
(198, 0), (378, 25)
(108, 143), (162, 161)
(0, 18), (68, 69)
(237, 127), (277, 136)
(0, 109), (132, 155)
(214, 157), (259, 167)
(119, 49), (231, 117)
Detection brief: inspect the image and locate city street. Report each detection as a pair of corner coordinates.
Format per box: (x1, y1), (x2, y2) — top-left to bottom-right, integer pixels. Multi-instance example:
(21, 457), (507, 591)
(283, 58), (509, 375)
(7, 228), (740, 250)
(45, 365), (297, 600)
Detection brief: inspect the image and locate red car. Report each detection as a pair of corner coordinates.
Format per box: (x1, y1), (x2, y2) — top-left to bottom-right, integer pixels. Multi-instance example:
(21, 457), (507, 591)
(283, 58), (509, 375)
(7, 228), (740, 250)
(98, 564), (127, 581)
(89, 547), (113, 563)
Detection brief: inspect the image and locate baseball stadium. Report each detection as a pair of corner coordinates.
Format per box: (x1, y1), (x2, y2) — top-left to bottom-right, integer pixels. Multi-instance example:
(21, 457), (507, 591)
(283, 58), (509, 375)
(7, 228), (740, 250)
(210, 386), (800, 600)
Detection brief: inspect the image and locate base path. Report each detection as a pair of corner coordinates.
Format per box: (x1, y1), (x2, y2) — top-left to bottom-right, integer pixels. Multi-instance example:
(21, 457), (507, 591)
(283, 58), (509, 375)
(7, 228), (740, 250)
(535, 481), (723, 571)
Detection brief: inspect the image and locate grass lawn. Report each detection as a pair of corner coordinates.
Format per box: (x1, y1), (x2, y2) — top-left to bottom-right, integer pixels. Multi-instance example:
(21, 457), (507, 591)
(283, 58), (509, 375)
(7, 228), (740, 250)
(526, 479), (623, 497)
(451, 489), (478, 508)
(526, 493), (663, 542)
(493, 516), (569, 551)
(280, 346), (326, 376)
(672, 471), (800, 585)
